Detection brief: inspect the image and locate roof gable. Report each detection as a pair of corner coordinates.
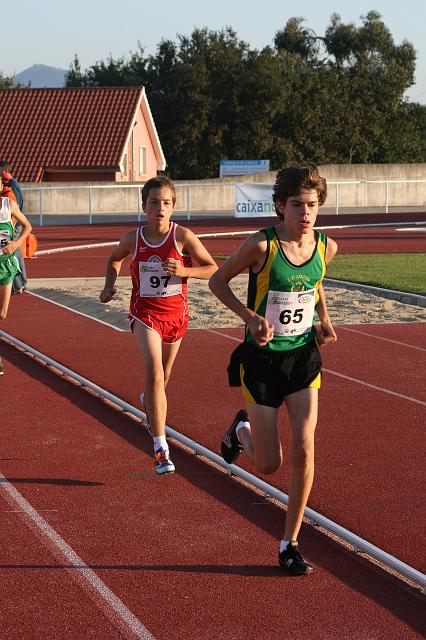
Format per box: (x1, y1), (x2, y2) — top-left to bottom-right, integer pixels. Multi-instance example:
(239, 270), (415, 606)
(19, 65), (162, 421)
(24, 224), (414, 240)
(0, 87), (165, 182)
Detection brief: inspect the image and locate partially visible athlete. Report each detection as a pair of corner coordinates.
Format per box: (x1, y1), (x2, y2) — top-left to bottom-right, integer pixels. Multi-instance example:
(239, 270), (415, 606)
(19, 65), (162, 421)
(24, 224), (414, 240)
(0, 174), (32, 375)
(100, 176), (217, 474)
(209, 163), (337, 574)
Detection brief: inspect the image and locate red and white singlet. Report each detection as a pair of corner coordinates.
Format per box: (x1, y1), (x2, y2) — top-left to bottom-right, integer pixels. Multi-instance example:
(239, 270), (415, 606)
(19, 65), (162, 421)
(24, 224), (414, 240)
(129, 221), (192, 327)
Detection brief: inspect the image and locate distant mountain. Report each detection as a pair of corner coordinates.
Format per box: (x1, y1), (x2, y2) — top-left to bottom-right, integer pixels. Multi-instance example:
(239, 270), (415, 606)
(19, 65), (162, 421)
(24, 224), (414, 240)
(15, 64), (67, 88)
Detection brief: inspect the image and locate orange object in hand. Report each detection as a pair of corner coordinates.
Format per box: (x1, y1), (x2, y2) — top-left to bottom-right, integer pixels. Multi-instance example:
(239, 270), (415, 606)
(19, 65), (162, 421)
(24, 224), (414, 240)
(21, 233), (38, 258)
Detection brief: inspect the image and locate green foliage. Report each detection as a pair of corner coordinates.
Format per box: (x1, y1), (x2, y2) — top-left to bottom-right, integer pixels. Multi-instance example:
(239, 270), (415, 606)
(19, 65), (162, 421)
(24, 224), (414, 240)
(274, 17), (320, 59)
(0, 71), (18, 88)
(62, 13), (425, 178)
(379, 102), (426, 162)
(320, 12), (418, 164)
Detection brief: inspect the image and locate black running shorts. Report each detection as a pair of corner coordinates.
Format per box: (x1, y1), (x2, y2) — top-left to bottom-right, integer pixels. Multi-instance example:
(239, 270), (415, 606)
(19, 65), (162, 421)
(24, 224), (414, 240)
(227, 340), (322, 408)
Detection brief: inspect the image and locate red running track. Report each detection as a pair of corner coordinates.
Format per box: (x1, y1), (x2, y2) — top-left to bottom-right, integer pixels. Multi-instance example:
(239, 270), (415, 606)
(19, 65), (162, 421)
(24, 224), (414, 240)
(1, 302), (425, 639)
(1, 217), (425, 637)
(32, 213), (426, 249)
(1, 294), (425, 570)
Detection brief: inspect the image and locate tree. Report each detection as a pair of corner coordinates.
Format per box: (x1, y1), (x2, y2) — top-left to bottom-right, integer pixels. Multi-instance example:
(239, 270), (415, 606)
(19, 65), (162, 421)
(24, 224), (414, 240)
(378, 102), (426, 162)
(0, 72), (17, 88)
(274, 17), (320, 60)
(147, 28), (284, 178)
(322, 12), (417, 162)
(66, 55), (85, 87)
(270, 12), (420, 164)
(66, 52), (144, 88)
(61, 14), (424, 174)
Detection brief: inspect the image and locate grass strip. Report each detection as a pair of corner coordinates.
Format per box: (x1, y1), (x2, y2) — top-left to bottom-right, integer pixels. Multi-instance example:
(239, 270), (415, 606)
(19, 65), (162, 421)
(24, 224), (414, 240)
(326, 253), (425, 296)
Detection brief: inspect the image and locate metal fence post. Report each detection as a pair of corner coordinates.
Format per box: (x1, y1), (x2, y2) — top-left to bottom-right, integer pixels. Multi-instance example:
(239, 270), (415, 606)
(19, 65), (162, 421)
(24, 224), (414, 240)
(385, 182), (389, 213)
(39, 188), (43, 227)
(187, 185), (191, 220)
(335, 183), (339, 215)
(88, 187), (93, 224)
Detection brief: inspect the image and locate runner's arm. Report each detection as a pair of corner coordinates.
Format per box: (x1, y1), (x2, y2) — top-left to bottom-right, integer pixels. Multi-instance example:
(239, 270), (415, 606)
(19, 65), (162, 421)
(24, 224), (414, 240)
(315, 282), (337, 345)
(209, 233), (274, 346)
(326, 237), (338, 264)
(316, 237), (338, 345)
(100, 231), (134, 303)
(164, 227), (217, 279)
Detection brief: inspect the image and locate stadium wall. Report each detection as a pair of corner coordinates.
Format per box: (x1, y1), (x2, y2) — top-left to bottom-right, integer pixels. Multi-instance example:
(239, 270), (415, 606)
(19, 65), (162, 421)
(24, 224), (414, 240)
(21, 164), (426, 215)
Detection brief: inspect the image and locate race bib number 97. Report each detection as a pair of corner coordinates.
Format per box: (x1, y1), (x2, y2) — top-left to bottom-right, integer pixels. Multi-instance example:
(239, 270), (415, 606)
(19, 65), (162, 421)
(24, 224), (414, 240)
(265, 288), (316, 337)
(139, 261), (182, 297)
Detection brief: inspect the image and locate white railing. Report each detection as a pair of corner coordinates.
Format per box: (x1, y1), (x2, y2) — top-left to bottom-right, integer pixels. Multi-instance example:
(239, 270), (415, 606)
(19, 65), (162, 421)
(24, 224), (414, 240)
(21, 179), (426, 226)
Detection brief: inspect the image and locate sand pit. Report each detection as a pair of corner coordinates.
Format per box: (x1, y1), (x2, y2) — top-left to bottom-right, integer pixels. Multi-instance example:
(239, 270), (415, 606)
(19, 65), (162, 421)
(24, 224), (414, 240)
(27, 275), (426, 331)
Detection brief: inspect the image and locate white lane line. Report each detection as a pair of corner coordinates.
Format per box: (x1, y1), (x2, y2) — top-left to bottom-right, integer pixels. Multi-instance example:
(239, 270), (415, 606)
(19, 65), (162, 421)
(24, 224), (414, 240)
(36, 241), (118, 256)
(322, 368), (426, 406)
(0, 474), (155, 640)
(27, 291), (127, 332)
(33, 221), (426, 255)
(206, 329), (241, 342)
(206, 329), (426, 406)
(337, 326), (426, 351)
(1, 329), (424, 592)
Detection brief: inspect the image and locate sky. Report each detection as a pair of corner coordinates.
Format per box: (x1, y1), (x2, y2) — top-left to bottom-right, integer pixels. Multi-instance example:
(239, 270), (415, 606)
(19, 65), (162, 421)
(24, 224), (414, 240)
(4, 0), (426, 103)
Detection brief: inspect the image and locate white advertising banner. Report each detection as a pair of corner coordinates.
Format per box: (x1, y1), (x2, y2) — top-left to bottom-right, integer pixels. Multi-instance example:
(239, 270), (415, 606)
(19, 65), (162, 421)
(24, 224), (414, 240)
(234, 183), (275, 218)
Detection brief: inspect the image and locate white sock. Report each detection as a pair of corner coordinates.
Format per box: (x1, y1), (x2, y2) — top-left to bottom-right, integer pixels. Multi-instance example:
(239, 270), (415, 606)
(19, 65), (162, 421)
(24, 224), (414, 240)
(153, 435), (168, 452)
(279, 539), (294, 553)
(235, 420), (250, 444)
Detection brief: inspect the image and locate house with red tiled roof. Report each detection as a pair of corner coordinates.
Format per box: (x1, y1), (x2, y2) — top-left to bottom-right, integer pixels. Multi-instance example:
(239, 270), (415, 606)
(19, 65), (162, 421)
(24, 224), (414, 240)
(0, 87), (166, 182)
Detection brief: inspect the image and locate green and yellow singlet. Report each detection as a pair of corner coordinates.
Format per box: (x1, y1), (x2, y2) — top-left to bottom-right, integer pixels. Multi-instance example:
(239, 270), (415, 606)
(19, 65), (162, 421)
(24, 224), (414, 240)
(245, 226), (328, 352)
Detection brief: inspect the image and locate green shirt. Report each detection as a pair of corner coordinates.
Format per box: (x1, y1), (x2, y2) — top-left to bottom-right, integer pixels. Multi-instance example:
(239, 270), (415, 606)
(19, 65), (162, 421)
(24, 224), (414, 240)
(0, 197), (14, 262)
(245, 226), (328, 352)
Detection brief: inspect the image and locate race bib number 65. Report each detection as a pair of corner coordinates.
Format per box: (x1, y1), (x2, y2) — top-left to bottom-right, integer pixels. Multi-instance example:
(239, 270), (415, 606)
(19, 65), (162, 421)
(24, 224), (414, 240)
(265, 288), (316, 337)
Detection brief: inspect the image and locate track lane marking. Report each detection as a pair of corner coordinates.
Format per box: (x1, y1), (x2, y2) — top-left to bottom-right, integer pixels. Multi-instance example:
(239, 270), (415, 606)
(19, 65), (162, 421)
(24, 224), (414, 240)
(27, 291), (127, 332)
(206, 329), (426, 406)
(337, 326), (426, 351)
(36, 241), (118, 255)
(0, 474), (155, 640)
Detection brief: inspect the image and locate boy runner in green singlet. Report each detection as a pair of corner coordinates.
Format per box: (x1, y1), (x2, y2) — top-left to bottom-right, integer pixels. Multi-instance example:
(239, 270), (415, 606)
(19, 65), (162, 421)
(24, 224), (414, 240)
(0, 174), (32, 375)
(209, 163), (337, 575)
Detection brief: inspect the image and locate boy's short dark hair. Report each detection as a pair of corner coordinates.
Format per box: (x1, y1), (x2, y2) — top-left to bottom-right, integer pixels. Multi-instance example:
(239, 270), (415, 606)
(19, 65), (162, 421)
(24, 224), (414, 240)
(0, 161), (12, 175)
(141, 176), (176, 206)
(273, 163), (327, 220)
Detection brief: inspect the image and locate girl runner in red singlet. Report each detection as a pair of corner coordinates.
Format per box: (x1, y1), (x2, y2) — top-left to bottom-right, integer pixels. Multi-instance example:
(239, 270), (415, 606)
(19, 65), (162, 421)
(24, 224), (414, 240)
(100, 177), (217, 475)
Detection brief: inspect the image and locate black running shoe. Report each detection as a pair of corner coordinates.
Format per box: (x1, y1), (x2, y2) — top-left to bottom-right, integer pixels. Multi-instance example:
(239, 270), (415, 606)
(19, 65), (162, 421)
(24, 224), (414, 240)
(278, 542), (313, 576)
(221, 409), (248, 464)
(0, 357), (3, 375)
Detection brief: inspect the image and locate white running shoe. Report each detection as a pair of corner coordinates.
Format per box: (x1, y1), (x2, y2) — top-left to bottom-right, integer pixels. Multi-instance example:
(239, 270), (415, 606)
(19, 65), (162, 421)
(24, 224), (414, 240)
(154, 447), (175, 475)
